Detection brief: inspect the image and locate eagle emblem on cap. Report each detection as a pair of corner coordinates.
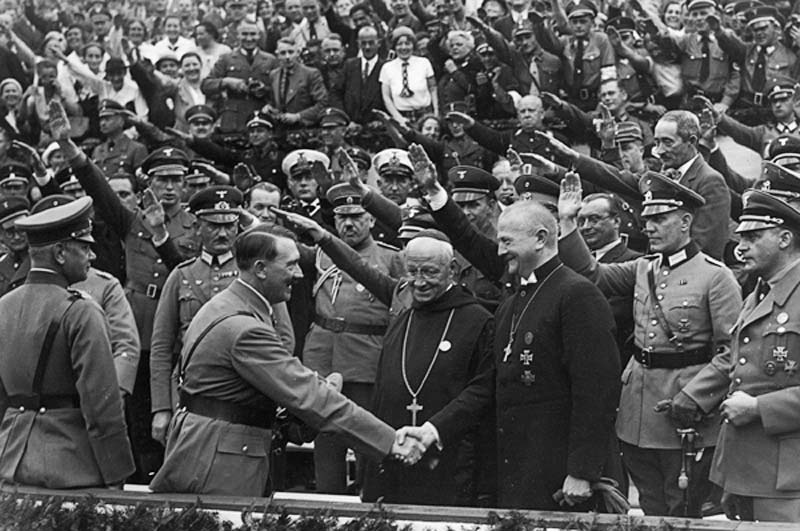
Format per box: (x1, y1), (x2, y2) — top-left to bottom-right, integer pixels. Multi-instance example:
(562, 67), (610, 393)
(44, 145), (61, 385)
(389, 153), (400, 165)
(457, 170), (466, 180)
(215, 201), (231, 210)
(644, 190), (653, 202)
(346, 196), (354, 205)
(164, 148), (174, 157)
(760, 181), (772, 191)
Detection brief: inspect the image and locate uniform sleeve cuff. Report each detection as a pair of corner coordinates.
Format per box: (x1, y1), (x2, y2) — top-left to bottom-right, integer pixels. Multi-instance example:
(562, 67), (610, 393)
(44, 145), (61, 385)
(425, 187), (448, 211)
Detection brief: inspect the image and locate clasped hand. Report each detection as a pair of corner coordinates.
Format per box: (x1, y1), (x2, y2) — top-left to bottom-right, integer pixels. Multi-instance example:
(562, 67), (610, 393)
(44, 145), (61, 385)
(390, 423), (439, 466)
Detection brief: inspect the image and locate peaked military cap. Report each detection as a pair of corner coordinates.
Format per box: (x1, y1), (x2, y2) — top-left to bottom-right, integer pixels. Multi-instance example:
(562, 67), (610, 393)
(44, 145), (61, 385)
(736, 189), (800, 232)
(282, 149), (330, 177)
(319, 107), (350, 128)
(186, 159), (214, 184)
(766, 76), (797, 101)
(0, 197), (30, 227)
(98, 99), (126, 117)
(687, 0), (717, 11)
(746, 5), (782, 27)
(514, 175), (560, 202)
(476, 42), (492, 54)
(17, 195), (95, 246)
(756, 161), (800, 202)
(372, 148), (413, 178)
(512, 19), (535, 37)
(732, 0), (763, 17)
(54, 166), (83, 193)
(247, 111), (273, 129)
(615, 121), (644, 144)
(326, 182), (366, 215)
(449, 165), (500, 202)
(443, 100), (469, 114)
(188, 185), (244, 223)
(30, 194), (74, 214)
(398, 208), (438, 240)
(567, 0), (597, 19)
(141, 146), (190, 176)
(0, 165), (31, 188)
(344, 146), (371, 170)
(640, 171), (706, 216)
(766, 134), (800, 166)
(185, 104), (217, 123)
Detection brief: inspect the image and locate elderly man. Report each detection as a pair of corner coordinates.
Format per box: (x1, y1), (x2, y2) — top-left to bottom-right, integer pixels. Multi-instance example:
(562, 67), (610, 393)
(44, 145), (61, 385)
(150, 229), (422, 496)
(0, 197), (135, 488)
(403, 148), (621, 511)
(275, 202), (495, 506)
(710, 191), (800, 522)
(558, 171), (742, 517)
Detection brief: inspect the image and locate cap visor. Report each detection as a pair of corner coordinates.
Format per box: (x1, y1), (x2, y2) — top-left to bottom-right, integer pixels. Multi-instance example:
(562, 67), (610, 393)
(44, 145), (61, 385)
(735, 220), (780, 233)
(201, 212), (240, 224)
(453, 191), (488, 202)
(189, 113), (214, 122)
(333, 206), (367, 215)
(641, 204), (679, 217)
(74, 234), (96, 243)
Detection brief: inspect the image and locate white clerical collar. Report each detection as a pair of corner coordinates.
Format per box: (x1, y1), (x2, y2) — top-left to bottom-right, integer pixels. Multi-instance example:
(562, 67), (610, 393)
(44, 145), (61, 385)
(676, 154), (700, 181)
(593, 238), (622, 261)
(520, 271), (537, 285)
(201, 249), (234, 266)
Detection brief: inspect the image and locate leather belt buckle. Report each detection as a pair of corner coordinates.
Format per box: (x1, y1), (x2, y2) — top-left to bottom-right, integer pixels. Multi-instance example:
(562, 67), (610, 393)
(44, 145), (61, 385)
(327, 317), (346, 333)
(146, 283), (159, 299)
(579, 88), (590, 100)
(753, 92), (763, 106)
(640, 348), (653, 369)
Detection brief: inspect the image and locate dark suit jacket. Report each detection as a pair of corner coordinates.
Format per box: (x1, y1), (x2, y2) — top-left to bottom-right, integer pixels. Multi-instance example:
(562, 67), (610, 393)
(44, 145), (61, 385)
(269, 64), (328, 125)
(333, 57), (386, 124)
(492, 15), (516, 40)
(673, 155), (731, 261)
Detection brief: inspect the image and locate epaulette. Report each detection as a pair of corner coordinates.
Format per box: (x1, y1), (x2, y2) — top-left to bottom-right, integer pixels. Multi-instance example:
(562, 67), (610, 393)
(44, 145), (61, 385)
(703, 256), (725, 267)
(377, 241), (401, 252)
(93, 269), (114, 280)
(177, 256), (199, 268)
(67, 288), (91, 300)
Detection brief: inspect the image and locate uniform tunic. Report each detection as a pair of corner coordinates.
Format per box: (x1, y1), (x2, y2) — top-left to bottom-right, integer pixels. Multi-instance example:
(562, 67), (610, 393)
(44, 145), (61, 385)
(710, 260), (800, 500)
(0, 270), (135, 488)
(150, 279), (395, 496)
(0, 252), (29, 296)
(91, 134), (148, 177)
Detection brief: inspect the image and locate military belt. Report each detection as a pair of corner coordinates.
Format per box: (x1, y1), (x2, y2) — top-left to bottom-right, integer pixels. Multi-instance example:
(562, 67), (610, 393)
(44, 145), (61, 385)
(315, 316), (388, 336)
(634, 346), (712, 369)
(179, 391), (274, 430)
(127, 279), (162, 299)
(7, 394), (80, 410)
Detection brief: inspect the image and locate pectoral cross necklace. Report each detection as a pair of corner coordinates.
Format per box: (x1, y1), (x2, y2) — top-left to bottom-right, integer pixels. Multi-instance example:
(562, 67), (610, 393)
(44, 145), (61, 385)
(503, 264), (563, 362)
(401, 308), (456, 426)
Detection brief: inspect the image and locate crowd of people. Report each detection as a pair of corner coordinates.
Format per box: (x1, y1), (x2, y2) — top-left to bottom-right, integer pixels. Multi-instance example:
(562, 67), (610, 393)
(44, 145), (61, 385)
(1, 0), (800, 525)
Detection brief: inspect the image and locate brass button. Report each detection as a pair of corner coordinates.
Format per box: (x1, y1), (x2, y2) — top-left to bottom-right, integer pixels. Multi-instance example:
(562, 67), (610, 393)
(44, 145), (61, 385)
(18, 406), (24, 412)
(662, 270), (669, 276)
(734, 377), (742, 384)
(648, 332), (655, 338)
(651, 319), (658, 325)
(739, 358), (747, 365)
(153, 272), (159, 278)
(743, 337), (750, 344)
(156, 259), (162, 264)
(660, 283), (667, 289)
(242, 445), (248, 453)
(39, 407), (46, 414)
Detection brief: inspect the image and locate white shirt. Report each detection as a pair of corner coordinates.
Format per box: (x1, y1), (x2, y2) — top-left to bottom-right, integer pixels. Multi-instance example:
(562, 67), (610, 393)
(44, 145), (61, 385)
(676, 154), (701, 181)
(362, 55), (379, 78)
(593, 238), (622, 261)
(378, 55), (435, 111)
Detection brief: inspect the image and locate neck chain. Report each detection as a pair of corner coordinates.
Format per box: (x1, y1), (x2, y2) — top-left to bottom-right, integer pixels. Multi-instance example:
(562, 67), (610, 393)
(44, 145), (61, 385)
(401, 308), (456, 426)
(503, 264), (563, 362)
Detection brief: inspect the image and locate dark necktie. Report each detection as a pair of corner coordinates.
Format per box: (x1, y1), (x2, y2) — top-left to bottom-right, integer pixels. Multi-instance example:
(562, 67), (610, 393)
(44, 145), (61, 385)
(756, 280), (771, 302)
(400, 59), (414, 98)
(573, 38), (585, 90)
(308, 21), (317, 42)
(699, 34), (711, 83)
(246, 50), (255, 65)
(362, 60), (370, 83)
(280, 68), (291, 108)
(752, 46), (767, 96)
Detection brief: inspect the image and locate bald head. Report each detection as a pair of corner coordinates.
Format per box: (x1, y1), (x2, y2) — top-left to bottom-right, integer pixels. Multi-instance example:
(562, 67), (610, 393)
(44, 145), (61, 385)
(497, 201), (558, 277)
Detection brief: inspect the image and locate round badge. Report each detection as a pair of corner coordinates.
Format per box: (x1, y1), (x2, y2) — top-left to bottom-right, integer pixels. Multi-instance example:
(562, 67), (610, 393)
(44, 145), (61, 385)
(764, 360), (778, 376)
(356, 284), (365, 292)
(778, 312), (789, 324)
(439, 340), (452, 352)
(524, 332), (534, 345)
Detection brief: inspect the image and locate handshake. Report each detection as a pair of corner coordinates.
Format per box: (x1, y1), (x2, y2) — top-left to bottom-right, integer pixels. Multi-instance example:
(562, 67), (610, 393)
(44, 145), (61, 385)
(389, 422), (441, 467)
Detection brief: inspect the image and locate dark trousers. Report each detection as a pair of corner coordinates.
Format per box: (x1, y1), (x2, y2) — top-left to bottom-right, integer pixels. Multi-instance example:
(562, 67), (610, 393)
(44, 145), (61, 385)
(125, 351), (164, 484)
(313, 381), (373, 493)
(621, 441), (715, 517)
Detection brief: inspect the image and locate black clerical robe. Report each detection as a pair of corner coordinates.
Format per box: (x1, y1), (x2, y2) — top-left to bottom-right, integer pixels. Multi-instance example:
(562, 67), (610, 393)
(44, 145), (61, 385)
(362, 286), (494, 506)
(316, 236), (495, 506)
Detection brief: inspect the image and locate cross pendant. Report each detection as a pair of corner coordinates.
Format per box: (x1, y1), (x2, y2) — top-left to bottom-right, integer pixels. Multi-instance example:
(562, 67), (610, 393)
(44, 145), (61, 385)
(503, 342), (513, 362)
(406, 397), (423, 426)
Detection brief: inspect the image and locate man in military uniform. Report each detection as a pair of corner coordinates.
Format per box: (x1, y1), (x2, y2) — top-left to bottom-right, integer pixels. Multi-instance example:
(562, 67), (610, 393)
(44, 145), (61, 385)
(712, 5), (799, 123)
(709, 191), (800, 522)
(92, 100), (148, 177)
(557, 171), (742, 517)
(0, 197), (30, 296)
(0, 197), (135, 488)
(52, 98), (199, 482)
(280, 148), (335, 233)
(28, 194), (141, 399)
(184, 104), (217, 140)
(713, 78), (800, 157)
(539, 0), (616, 110)
(0, 166), (31, 200)
(319, 107), (355, 176)
(371, 148), (417, 208)
(150, 186), (296, 445)
(304, 182), (405, 493)
(150, 229), (420, 496)
(667, 0), (739, 111)
(765, 134), (800, 173)
(606, 16), (657, 107)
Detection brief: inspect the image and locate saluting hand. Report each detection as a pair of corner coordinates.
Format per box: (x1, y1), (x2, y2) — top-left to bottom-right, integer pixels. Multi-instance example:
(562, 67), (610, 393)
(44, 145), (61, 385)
(337, 148), (368, 195)
(48, 100), (72, 141)
(558, 171), (583, 222)
(270, 207), (328, 242)
(408, 143), (441, 194)
(534, 131), (578, 165)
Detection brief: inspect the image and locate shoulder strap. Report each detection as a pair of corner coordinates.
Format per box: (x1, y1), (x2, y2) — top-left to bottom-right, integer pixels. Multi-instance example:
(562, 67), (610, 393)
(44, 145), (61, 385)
(178, 311), (255, 386)
(31, 295), (81, 397)
(646, 259), (681, 349)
